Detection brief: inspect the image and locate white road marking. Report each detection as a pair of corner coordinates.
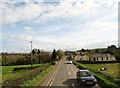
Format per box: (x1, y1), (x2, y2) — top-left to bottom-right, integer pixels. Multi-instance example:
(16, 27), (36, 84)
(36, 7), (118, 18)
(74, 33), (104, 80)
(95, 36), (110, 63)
(47, 60), (61, 87)
(49, 75), (56, 87)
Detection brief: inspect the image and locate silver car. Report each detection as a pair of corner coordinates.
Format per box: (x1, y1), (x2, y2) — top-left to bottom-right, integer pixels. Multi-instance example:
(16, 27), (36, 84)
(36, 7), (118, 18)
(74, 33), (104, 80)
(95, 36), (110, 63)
(67, 60), (72, 64)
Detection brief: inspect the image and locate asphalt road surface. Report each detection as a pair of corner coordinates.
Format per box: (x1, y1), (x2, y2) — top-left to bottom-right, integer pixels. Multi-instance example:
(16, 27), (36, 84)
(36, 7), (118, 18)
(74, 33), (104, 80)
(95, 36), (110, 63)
(48, 58), (100, 88)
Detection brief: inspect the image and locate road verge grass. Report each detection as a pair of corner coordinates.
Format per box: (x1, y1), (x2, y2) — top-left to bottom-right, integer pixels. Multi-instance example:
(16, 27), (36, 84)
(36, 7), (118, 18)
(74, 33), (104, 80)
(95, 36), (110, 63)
(73, 61), (118, 88)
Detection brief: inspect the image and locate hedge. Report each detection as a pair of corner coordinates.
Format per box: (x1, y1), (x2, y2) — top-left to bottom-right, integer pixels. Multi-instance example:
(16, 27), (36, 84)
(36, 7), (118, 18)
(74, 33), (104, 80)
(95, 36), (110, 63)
(13, 66), (40, 71)
(77, 60), (120, 64)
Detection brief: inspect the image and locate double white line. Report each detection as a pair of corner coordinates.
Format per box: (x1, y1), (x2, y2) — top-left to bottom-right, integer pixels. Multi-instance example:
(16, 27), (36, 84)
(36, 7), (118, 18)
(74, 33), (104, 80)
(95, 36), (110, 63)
(47, 61), (61, 88)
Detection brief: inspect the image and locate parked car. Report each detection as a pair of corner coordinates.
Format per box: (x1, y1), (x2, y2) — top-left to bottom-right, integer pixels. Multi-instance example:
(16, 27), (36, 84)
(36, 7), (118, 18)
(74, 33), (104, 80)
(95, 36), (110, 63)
(76, 70), (97, 86)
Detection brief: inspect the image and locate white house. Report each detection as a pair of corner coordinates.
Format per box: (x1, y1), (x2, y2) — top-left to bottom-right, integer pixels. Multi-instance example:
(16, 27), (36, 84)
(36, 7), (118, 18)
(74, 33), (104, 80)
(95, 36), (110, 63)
(91, 54), (116, 61)
(74, 53), (116, 62)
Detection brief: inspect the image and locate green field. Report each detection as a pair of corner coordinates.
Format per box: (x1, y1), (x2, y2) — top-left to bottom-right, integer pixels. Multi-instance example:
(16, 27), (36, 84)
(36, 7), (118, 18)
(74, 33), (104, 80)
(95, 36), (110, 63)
(83, 63), (120, 79)
(2, 64), (42, 73)
(3, 69), (32, 82)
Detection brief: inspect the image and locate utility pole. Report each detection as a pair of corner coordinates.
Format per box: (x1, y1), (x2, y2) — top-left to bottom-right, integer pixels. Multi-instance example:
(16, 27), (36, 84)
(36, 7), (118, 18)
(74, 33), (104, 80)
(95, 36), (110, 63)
(30, 41), (33, 67)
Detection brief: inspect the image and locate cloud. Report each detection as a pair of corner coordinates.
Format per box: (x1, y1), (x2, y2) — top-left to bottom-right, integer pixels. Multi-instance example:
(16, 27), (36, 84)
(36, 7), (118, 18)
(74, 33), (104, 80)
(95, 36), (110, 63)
(9, 35), (33, 41)
(2, 0), (118, 52)
(3, 1), (43, 24)
(2, 0), (118, 24)
(35, 1), (99, 23)
(24, 26), (32, 33)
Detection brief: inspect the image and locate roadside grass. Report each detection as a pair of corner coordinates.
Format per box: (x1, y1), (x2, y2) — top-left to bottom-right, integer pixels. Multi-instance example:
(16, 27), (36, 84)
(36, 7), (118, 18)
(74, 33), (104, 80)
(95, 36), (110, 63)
(2, 64), (42, 74)
(73, 61), (119, 88)
(20, 65), (53, 86)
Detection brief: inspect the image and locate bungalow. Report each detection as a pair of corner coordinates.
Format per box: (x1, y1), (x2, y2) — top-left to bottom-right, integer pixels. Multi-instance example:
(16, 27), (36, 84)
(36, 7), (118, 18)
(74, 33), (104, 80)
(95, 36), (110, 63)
(91, 54), (116, 61)
(74, 54), (89, 61)
(74, 53), (116, 62)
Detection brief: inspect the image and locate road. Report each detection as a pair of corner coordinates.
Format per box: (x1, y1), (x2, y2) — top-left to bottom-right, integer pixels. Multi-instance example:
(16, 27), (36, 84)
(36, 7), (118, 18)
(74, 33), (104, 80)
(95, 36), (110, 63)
(40, 58), (100, 88)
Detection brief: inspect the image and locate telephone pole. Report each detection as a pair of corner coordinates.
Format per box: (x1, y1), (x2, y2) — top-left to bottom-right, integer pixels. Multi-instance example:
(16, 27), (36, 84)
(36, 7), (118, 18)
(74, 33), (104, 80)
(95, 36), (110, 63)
(30, 41), (33, 67)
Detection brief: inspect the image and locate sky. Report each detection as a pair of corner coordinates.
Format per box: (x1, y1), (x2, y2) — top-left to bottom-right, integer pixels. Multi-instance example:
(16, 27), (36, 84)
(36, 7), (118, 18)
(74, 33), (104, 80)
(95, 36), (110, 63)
(0, 0), (119, 53)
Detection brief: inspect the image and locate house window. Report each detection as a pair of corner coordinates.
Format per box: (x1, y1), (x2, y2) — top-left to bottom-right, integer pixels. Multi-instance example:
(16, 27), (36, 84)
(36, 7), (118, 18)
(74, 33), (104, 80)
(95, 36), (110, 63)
(106, 57), (108, 60)
(97, 58), (98, 61)
(101, 57), (103, 60)
(93, 58), (96, 61)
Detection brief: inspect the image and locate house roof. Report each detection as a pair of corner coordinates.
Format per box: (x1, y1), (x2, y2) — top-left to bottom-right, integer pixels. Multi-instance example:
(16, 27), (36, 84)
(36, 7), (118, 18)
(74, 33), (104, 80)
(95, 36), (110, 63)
(92, 53), (111, 57)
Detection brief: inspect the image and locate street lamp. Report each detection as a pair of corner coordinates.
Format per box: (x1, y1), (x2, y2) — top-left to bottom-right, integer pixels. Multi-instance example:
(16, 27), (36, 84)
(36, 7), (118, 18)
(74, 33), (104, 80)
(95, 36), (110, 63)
(30, 41), (33, 67)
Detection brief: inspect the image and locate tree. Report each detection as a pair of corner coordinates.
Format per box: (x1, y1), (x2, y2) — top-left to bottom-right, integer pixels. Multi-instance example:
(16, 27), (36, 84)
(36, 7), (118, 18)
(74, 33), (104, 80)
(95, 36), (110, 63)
(115, 53), (120, 61)
(95, 49), (99, 53)
(2, 55), (8, 65)
(109, 45), (117, 49)
(37, 49), (40, 54)
(57, 50), (64, 60)
(51, 49), (57, 61)
(38, 54), (42, 64)
(65, 51), (71, 55)
(81, 48), (86, 52)
(106, 45), (117, 55)
(32, 49), (36, 55)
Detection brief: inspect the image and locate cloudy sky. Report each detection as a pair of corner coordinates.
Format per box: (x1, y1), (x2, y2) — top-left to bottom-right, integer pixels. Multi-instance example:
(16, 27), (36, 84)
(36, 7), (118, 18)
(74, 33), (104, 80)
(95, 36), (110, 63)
(1, 0), (118, 52)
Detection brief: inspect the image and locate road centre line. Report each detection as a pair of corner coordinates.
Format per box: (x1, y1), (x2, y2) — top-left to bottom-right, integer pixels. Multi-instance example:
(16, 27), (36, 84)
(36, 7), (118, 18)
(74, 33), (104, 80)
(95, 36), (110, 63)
(49, 75), (56, 87)
(47, 60), (61, 87)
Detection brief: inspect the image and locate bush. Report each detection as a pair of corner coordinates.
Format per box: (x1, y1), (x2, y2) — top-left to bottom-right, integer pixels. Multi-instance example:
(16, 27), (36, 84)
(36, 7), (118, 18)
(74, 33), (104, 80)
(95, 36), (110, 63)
(77, 61), (119, 64)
